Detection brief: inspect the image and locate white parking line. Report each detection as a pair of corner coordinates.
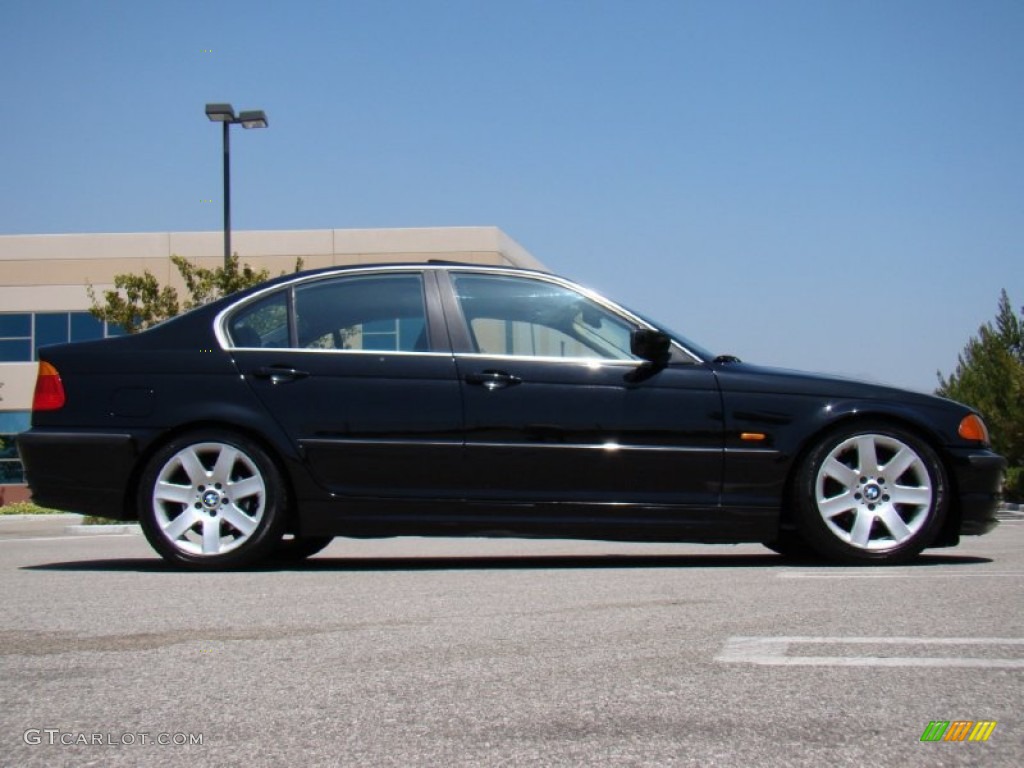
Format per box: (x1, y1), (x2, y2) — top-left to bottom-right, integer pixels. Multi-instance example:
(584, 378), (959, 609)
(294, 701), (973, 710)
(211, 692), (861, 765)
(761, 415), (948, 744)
(778, 570), (1022, 579)
(0, 534), (140, 543)
(716, 636), (1024, 668)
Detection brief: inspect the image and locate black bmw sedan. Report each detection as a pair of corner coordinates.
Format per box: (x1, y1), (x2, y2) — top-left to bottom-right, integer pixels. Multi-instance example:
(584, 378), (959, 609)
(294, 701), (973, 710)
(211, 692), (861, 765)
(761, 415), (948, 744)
(18, 263), (1005, 569)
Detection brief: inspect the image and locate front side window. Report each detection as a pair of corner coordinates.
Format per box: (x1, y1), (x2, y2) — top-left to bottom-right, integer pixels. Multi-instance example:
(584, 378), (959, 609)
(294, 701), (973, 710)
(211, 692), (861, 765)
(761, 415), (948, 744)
(294, 273), (429, 352)
(452, 274), (636, 360)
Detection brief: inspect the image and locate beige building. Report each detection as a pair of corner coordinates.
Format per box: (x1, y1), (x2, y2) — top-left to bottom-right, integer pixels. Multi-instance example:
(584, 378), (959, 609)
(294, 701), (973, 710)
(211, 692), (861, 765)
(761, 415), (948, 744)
(0, 226), (544, 501)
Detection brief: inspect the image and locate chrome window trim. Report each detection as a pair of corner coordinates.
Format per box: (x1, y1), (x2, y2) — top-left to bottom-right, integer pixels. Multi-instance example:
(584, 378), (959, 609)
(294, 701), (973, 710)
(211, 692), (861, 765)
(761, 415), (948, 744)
(464, 442), (722, 453)
(300, 438), (462, 448)
(297, 437), (769, 456)
(213, 264), (706, 363)
(454, 351), (644, 367)
(215, 265), (436, 352)
(229, 346), (453, 358)
(447, 269), (705, 364)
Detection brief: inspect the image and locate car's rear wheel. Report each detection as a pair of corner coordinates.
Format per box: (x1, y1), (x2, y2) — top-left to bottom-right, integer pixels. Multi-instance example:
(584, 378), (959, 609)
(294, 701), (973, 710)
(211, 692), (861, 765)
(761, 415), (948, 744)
(137, 431), (287, 570)
(794, 423), (948, 564)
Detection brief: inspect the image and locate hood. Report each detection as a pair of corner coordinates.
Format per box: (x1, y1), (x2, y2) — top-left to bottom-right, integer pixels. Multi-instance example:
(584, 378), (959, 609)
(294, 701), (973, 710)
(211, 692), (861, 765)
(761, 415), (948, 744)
(711, 361), (957, 409)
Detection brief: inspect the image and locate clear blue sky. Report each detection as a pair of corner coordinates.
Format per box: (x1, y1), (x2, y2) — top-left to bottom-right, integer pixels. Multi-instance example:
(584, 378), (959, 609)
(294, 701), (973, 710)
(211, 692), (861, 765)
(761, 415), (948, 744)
(2, 0), (1021, 392)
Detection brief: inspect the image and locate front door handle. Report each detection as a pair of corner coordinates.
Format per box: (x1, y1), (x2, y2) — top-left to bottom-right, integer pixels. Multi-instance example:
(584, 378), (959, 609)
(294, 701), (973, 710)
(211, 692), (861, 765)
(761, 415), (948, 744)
(253, 365), (310, 384)
(465, 370), (522, 391)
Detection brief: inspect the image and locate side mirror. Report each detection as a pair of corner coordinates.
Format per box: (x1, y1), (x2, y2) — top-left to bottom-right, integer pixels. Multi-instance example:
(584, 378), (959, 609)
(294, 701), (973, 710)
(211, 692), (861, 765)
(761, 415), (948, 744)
(630, 328), (671, 363)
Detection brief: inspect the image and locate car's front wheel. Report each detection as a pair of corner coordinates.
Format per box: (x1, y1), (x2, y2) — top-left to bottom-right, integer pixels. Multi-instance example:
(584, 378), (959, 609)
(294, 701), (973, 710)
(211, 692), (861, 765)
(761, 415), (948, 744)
(793, 422), (948, 564)
(137, 431), (287, 570)
(762, 530), (817, 559)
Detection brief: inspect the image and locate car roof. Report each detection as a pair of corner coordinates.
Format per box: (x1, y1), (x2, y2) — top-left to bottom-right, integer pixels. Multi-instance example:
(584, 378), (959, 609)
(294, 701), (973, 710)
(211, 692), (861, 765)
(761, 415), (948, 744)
(222, 260), (553, 302)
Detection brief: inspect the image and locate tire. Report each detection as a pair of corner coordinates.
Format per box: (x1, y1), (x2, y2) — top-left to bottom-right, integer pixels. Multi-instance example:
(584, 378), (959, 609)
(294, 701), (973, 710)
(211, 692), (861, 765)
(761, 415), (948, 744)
(137, 430), (287, 570)
(762, 531), (818, 560)
(793, 422), (948, 564)
(271, 535), (334, 562)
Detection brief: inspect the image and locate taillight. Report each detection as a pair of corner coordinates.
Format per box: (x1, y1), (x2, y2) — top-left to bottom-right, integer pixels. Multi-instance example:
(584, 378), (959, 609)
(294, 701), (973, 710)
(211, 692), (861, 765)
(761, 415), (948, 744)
(958, 413), (990, 443)
(32, 361), (66, 411)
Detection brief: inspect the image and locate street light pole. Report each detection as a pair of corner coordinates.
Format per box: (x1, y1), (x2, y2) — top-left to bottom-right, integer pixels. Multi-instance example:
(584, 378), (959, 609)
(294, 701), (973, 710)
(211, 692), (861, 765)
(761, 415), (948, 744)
(222, 117), (231, 268)
(205, 103), (269, 269)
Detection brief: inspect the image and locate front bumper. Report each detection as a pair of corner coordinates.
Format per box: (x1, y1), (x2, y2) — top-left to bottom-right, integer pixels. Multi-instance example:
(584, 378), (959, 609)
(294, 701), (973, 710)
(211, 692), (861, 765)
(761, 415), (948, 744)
(947, 447), (1007, 536)
(16, 430), (138, 519)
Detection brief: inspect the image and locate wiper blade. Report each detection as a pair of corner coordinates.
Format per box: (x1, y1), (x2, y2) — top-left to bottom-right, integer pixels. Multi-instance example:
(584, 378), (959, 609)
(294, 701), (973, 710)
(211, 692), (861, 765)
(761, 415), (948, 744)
(713, 354), (742, 363)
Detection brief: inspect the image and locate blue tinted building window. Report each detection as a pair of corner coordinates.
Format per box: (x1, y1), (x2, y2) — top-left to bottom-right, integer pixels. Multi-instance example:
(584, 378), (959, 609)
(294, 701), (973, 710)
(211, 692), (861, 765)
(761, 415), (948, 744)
(399, 318), (426, 351)
(0, 462), (24, 484)
(0, 314), (31, 337)
(71, 312), (104, 342)
(0, 411), (30, 484)
(0, 339), (32, 362)
(36, 313), (69, 351)
(0, 312), (123, 363)
(0, 314), (33, 361)
(362, 319), (398, 350)
(0, 412), (31, 433)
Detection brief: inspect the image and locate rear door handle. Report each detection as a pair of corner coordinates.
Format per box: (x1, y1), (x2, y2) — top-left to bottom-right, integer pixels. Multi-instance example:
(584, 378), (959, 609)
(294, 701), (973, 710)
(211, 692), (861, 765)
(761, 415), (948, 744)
(465, 370), (522, 391)
(253, 365), (310, 384)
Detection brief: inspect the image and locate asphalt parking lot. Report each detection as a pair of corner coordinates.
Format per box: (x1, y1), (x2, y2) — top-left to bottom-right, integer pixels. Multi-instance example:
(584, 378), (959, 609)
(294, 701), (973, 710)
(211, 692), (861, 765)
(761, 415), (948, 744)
(1, 514), (1021, 767)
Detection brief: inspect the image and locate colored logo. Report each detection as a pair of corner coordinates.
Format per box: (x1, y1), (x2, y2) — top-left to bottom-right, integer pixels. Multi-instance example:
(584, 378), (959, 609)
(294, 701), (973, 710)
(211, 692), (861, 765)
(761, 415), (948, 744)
(920, 720), (997, 742)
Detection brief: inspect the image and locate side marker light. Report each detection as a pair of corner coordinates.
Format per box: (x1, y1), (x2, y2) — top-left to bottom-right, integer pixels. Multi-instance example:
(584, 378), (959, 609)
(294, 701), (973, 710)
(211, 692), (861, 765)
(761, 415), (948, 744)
(958, 414), (989, 443)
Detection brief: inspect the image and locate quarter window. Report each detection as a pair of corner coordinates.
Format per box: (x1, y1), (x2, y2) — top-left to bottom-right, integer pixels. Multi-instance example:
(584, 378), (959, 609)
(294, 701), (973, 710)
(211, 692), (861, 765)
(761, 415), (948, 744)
(452, 274), (636, 360)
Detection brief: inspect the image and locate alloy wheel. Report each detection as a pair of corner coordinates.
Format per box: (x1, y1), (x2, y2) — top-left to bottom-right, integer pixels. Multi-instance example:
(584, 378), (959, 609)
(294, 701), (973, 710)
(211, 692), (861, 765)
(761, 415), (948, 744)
(151, 441), (267, 557)
(813, 433), (933, 551)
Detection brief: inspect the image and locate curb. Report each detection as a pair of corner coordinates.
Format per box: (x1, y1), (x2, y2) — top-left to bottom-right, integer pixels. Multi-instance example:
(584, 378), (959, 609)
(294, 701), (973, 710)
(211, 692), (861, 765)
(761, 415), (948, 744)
(0, 513), (84, 521)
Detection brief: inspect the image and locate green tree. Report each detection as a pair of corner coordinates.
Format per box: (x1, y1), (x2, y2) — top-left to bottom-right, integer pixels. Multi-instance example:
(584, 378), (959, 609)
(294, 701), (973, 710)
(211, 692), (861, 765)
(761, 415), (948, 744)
(937, 290), (1024, 501)
(89, 253), (302, 334)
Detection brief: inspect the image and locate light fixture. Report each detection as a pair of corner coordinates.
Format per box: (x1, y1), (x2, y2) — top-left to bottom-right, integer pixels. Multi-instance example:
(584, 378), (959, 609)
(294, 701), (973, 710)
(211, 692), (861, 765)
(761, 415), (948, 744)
(238, 110), (269, 129)
(204, 103), (236, 122)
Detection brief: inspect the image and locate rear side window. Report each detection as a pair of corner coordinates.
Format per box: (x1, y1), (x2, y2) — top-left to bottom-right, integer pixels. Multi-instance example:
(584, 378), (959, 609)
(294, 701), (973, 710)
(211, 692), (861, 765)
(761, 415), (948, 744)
(294, 274), (429, 352)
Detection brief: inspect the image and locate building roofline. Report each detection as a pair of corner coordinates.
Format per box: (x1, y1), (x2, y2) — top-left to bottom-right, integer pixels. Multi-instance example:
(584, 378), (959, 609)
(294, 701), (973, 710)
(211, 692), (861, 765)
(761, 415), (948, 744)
(0, 225), (545, 270)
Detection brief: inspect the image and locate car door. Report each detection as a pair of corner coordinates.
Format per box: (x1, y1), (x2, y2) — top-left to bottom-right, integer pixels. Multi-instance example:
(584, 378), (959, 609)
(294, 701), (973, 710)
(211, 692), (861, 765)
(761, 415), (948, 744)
(441, 270), (724, 507)
(224, 269), (464, 499)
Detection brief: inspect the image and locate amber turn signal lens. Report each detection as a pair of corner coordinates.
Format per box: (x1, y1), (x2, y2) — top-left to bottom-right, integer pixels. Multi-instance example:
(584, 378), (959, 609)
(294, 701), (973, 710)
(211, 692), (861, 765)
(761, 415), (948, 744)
(958, 414), (989, 443)
(32, 360), (66, 411)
